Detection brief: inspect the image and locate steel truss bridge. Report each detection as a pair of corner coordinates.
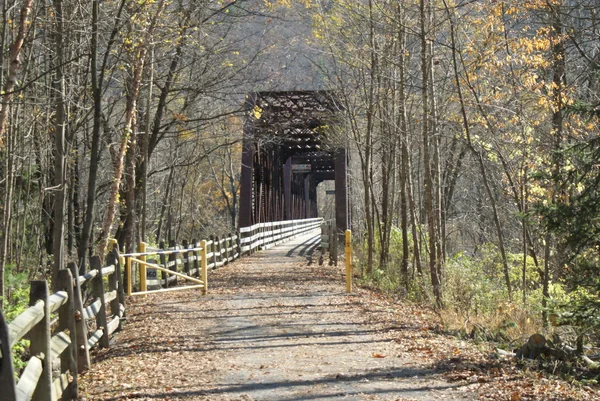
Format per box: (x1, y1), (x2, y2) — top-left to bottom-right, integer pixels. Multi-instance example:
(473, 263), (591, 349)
(238, 91), (349, 235)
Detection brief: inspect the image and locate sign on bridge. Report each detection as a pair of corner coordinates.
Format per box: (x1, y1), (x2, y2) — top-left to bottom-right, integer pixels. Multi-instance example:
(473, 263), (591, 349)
(292, 163), (311, 173)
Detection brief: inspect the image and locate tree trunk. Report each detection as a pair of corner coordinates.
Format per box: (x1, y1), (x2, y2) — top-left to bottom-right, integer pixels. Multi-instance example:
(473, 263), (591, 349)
(420, 0), (442, 306)
(544, 5), (566, 325)
(444, 0), (512, 300)
(51, 0), (68, 286)
(96, 0), (165, 262)
(79, 0), (127, 271)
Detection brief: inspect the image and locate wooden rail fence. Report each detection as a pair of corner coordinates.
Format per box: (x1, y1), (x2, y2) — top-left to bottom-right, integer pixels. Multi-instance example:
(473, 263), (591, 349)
(121, 232), (241, 296)
(0, 218), (323, 400)
(0, 247), (124, 401)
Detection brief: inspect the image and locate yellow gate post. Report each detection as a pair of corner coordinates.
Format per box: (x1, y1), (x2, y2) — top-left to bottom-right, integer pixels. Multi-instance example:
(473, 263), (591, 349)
(345, 230), (353, 293)
(200, 240), (208, 295)
(139, 242), (147, 293)
(126, 256), (132, 296)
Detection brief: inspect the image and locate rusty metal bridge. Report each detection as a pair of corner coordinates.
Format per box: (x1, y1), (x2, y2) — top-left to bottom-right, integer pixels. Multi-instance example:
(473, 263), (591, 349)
(238, 91), (349, 235)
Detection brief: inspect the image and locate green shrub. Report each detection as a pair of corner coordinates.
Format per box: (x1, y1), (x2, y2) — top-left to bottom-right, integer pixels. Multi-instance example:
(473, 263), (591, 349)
(2, 264), (32, 376)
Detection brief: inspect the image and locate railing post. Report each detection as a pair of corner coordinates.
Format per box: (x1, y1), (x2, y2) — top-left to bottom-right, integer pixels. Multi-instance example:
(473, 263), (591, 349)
(106, 250), (124, 331)
(183, 240), (191, 275)
(159, 240), (168, 288)
(126, 256), (132, 296)
(139, 241), (147, 293)
(169, 240), (178, 285)
(209, 235), (216, 268)
(224, 234), (230, 265)
(192, 238), (200, 276)
(216, 235), (222, 268)
(108, 238), (122, 267)
(0, 308), (16, 401)
(56, 269), (79, 398)
(68, 263), (90, 372)
(111, 244), (126, 309)
(30, 280), (51, 401)
(200, 239), (208, 294)
(91, 256), (110, 348)
(345, 230), (353, 293)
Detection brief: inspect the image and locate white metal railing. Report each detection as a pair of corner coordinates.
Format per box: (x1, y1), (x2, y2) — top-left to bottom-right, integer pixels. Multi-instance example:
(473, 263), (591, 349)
(239, 218), (323, 254)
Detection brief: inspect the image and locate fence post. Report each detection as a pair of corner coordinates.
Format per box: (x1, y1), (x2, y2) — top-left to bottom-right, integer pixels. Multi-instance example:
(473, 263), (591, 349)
(106, 250), (123, 331)
(192, 238), (200, 277)
(169, 240), (178, 285)
(138, 241), (147, 293)
(182, 240), (191, 275)
(126, 256), (132, 296)
(223, 235), (230, 265)
(217, 235), (223, 268)
(91, 256), (109, 348)
(200, 239), (208, 294)
(111, 244), (126, 309)
(225, 233), (234, 264)
(56, 269), (79, 398)
(208, 235), (215, 269)
(30, 280), (51, 401)
(68, 263), (90, 372)
(345, 230), (353, 293)
(108, 238), (122, 267)
(159, 240), (168, 288)
(0, 308), (16, 401)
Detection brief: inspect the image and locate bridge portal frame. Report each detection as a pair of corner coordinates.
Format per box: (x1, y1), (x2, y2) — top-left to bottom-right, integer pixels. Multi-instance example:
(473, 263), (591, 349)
(238, 91), (348, 234)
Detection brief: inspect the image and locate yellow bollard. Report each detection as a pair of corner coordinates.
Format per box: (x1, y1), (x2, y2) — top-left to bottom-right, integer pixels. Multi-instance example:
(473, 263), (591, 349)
(200, 240), (208, 295)
(139, 242), (147, 293)
(345, 230), (352, 293)
(126, 257), (132, 296)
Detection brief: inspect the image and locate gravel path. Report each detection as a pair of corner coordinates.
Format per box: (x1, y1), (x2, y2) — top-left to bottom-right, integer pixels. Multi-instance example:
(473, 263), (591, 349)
(79, 231), (476, 400)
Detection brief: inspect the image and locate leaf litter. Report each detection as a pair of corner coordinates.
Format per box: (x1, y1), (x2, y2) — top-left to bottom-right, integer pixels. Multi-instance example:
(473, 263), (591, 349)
(78, 236), (598, 400)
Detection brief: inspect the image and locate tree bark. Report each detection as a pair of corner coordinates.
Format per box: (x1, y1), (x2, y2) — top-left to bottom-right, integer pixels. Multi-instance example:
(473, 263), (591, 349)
(96, 0), (166, 262)
(420, 0), (442, 306)
(79, 0), (127, 271)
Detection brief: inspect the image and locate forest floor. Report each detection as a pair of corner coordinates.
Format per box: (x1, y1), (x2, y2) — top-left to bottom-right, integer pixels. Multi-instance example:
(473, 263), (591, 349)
(78, 232), (598, 401)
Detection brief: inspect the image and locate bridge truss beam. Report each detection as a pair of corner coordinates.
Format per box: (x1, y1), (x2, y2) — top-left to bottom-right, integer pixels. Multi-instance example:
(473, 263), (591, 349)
(238, 91), (348, 234)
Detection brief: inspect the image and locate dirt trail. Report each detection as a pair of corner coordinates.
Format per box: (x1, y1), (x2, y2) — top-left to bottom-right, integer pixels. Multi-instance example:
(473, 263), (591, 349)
(79, 232), (580, 400)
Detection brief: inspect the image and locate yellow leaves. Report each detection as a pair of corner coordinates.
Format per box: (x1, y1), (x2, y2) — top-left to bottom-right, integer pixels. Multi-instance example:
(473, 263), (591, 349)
(252, 106), (263, 120)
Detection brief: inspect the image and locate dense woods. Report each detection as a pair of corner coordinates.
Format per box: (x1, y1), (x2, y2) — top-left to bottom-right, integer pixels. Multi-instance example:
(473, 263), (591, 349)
(310, 0), (600, 345)
(1, 0), (600, 366)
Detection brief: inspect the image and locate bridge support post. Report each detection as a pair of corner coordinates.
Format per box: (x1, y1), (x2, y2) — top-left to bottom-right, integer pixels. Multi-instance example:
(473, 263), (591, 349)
(335, 148), (348, 235)
(239, 137), (255, 229)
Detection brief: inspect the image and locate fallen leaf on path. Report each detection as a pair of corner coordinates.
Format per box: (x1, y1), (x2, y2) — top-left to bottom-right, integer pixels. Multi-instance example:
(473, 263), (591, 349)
(372, 353), (386, 358)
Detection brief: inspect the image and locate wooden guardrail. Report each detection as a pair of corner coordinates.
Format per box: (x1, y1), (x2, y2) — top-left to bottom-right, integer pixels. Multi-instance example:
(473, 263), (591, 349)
(0, 247), (124, 401)
(239, 218), (323, 254)
(121, 233), (241, 296)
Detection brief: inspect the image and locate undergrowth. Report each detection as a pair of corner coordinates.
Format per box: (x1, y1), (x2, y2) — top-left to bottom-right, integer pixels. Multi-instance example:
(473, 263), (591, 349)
(2, 264), (34, 376)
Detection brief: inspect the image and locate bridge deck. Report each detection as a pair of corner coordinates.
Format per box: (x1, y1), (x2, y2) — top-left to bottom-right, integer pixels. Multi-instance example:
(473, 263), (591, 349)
(79, 232), (474, 400)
